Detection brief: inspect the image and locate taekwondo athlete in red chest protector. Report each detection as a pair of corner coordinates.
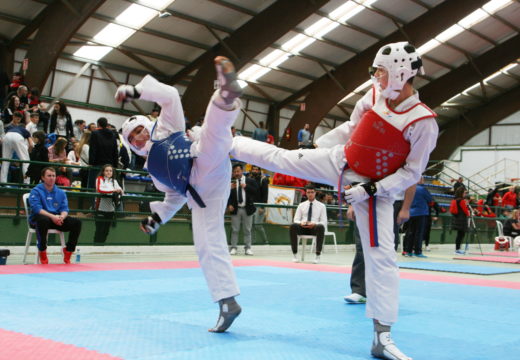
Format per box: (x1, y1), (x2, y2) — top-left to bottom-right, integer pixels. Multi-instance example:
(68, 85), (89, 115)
(231, 42), (439, 360)
(116, 56), (243, 333)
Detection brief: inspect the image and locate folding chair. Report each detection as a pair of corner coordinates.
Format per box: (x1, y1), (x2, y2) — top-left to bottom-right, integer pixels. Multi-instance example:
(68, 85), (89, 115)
(22, 193), (65, 264)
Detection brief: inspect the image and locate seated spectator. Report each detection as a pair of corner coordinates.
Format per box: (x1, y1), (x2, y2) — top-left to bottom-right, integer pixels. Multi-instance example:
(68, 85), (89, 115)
(28, 87), (41, 108)
(502, 186), (517, 210)
(290, 184), (327, 264)
(76, 131), (91, 190)
(26, 112), (39, 136)
(3, 95), (28, 125)
(87, 122), (97, 132)
(0, 111), (33, 183)
(26, 131), (49, 184)
(48, 137), (72, 186)
(147, 105), (160, 122)
(28, 167), (81, 264)
(49, 101), (73, 138)
(503, 209), (520, 239)
(14, 85), (29, 110)
(8, 71), (23, 93)
(231, 126), (241, 137)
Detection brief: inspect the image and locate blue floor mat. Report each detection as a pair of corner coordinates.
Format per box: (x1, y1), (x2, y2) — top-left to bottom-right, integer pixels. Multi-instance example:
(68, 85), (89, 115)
(398, 261), (520, 275)
(0, 265), (519, 359)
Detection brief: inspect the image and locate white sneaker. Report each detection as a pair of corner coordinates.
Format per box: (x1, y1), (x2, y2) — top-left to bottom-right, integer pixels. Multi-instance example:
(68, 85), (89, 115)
(245, 248), (253, 256)
(371, 332), (412, 360)
(344, 293), (366, 304)
(292, 254), (299, 263)
(313, 255), (320, 264)
(425, 246), (430, 252)
(229, 248), (237, 255)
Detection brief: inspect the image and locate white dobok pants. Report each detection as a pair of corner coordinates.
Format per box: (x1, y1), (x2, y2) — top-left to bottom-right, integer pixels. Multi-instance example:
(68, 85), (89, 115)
(1, 132), (30, 184)
(231, 137), (399, 324)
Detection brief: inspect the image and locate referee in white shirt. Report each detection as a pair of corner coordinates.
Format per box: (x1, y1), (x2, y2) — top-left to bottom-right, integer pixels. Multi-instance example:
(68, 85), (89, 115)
(290, 184), (327, 263)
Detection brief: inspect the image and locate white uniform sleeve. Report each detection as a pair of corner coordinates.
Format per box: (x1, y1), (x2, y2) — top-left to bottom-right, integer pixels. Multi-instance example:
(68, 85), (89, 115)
(149, 190), (187, 224)
(377, 119), (439, 196)
(135, 75), (185, 140)
(293, 203), (304, 224)
(315, 88), (374, 149)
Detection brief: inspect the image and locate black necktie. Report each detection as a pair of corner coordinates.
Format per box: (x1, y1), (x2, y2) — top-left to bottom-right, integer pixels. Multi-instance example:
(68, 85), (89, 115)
(238, 179), (243, 204)
(307, 202), (313, 222)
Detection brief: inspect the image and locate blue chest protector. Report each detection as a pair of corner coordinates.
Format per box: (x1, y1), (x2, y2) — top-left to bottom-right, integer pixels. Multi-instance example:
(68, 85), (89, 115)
(147, 129), (205, 208)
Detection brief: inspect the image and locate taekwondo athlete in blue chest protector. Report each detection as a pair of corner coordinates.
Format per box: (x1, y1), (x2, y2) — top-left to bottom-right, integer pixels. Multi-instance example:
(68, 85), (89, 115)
(116, 56), (243, 333)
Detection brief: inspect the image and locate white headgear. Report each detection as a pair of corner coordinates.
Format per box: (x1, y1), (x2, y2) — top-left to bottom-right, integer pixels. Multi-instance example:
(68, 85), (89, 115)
(370, 42), (424, 100)
(121, 115), (153, 156)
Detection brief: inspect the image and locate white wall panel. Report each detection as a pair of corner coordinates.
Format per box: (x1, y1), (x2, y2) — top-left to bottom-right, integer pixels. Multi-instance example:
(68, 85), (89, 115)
(51, 72), (90, 102)
(491, 125), (520, 145)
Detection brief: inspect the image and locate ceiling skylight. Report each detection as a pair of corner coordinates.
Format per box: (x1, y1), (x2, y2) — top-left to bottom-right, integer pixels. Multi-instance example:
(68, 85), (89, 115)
(73, 0), (175, 61)
(239, 0), (378, 86)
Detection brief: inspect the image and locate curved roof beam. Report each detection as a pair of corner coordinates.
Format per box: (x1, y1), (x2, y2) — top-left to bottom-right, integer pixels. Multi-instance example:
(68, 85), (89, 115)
(431, 85), (520, 160)
(180, 0), (329, 125)
(277, 0), (487, 149)
(24, 0), (106, 90)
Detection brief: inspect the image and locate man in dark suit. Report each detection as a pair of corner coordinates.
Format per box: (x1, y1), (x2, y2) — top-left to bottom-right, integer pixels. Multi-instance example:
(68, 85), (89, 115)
(228, 163), (258, 255)
(88, 117), (118, 190)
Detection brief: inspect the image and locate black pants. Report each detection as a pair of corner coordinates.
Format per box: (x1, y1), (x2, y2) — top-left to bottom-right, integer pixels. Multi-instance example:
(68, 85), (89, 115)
(350, 224), (366, 297)
(455, 230), (466, 250)
(32, 214), (81, 252)
(424, 215), (432, 247)
(403, 215), (427, 255)
(290, 223), (325, 255)
(393, 200), (403, 251)
(94, 211), (114, 244)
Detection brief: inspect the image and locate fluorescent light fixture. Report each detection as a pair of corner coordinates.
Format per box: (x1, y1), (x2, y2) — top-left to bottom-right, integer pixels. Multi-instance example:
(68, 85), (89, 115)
(139, 0), (175, 9)
(484, 62), (519, 83)
(259, 49), (286, 66)
(417, 39), (440, 55)
(238, 64), (270, 82)
(501, 63), (518, 72)
(116, 4), (158, 28)
(459, 9), (488, 28)
(483, 0), (513, 13)
(93, 23), (135, 47)
(484, 70), (503, 83)
(435, 24), (464, 42)
(237, 80), (248, 89)
(281, 34), (316, 53)
(354, 79), (372, 92)
(74, 46), (112, 61)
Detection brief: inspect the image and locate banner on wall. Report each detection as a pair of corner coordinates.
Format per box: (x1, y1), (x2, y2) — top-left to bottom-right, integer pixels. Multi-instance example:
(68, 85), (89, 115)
(266, 185), (295, 225)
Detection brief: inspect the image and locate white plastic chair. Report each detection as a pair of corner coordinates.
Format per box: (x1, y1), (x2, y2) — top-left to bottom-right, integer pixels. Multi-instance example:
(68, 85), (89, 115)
(22, 193), (65, 264)
(311, 224), (338, 254)
(496, 220), (513, 249)
(297, 234), (316, 262)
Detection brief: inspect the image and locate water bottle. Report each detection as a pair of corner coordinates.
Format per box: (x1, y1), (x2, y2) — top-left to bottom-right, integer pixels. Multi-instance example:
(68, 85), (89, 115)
(75, 249), (81, 263)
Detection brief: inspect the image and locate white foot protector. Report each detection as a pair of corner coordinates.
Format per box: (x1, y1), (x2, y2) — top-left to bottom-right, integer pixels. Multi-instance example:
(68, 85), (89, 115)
(371, 332), (412, 360)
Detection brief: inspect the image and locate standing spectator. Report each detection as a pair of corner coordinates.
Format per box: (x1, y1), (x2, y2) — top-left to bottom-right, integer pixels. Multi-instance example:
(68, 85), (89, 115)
(252, 121), (268, 142)
(290, 184), (327, 264)
(26, 112), (40, 136)
(423, 200), (440, 251)
(228, 163), (258, 255)
(231, 126), (241, 137)
(28, 167), (82, 264)
(94, 164), (123, 245)
(49, 101), (73, 138)
(76, 131), (91, 190)
(297, 123), (313, 148)
(0, 70), (9, 110)
(147, 105), (161, 122)
(88, 117), (118, 190)
(501, 186), (517, 210)
(26, 131), (49, 184)
(452, 177), (465, 193)
(450, 187), (470, 254)
(266, 132), (274, 144)
(402, 178), (432, 258)
(73, 119), (86, 140)
(1, 111), (33, 183)
(87, 122), (97, 132)
(249, 165), (269, 245)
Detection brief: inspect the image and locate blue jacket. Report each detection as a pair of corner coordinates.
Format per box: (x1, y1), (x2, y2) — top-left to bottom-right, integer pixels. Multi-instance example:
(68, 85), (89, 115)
(410, 184), (432, 217)
(29, 183), (69, 223)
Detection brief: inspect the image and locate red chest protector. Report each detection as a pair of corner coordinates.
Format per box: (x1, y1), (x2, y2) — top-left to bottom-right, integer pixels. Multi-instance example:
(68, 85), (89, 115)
(344, 90), (436, 180)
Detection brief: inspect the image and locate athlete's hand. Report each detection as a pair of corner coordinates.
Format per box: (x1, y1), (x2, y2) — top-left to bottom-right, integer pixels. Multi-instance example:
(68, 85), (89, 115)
(115, 85), (140, 103)
(344, 184), (369, 204)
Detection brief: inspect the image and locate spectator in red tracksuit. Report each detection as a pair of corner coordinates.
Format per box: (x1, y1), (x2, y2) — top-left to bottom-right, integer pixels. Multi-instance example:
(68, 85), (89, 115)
(450, 187), (470, 254)
(501, 186), (517, 210)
